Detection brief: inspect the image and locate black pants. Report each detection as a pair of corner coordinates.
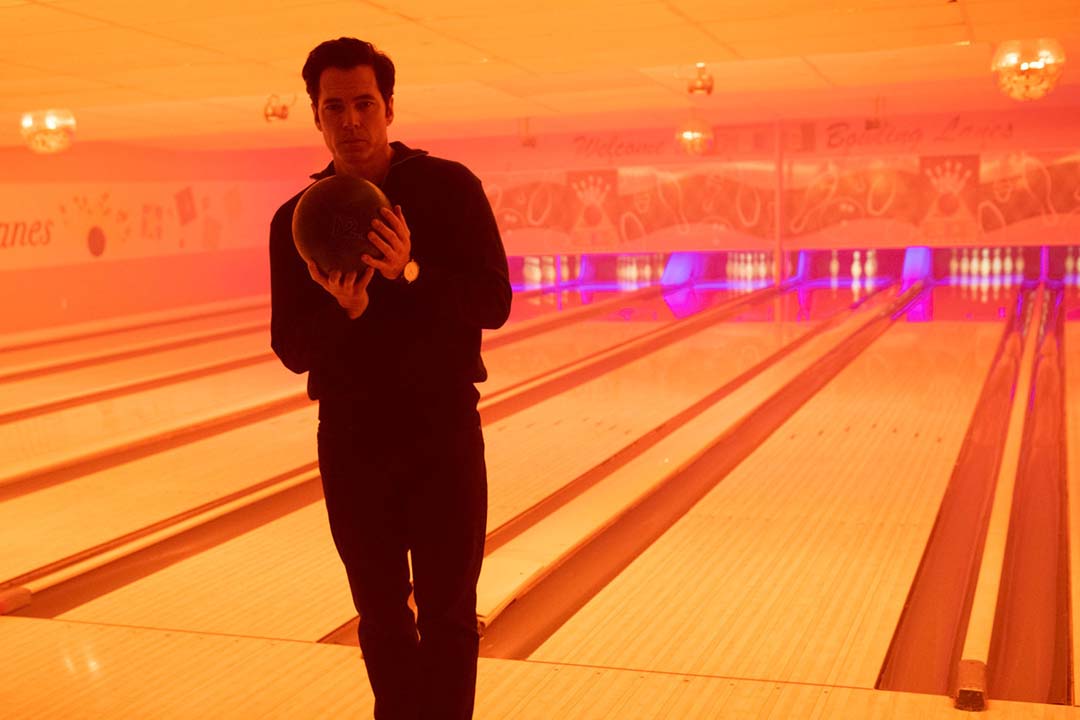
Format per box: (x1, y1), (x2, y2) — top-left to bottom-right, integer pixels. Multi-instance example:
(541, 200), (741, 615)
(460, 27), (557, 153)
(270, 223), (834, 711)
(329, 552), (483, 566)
(317, 412), (487, 720)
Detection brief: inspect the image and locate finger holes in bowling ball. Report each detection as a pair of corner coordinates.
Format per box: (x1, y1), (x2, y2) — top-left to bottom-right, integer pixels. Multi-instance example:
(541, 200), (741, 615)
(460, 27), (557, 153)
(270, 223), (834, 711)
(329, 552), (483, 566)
(292, 175), (391, 275)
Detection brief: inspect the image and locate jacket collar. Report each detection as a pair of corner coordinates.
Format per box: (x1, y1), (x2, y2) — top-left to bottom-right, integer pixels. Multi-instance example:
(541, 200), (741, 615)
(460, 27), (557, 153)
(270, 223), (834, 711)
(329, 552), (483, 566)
(310, 141), (428, 180)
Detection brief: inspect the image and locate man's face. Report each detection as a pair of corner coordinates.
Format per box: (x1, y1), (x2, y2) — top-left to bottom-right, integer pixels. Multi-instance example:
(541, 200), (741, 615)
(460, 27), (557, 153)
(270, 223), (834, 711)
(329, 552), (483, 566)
(313, 65), (393, 177)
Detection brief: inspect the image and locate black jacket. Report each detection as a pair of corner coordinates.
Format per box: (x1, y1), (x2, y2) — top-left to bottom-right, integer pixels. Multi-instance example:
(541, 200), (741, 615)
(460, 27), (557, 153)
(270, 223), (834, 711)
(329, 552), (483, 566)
(269, 141), (512, 423)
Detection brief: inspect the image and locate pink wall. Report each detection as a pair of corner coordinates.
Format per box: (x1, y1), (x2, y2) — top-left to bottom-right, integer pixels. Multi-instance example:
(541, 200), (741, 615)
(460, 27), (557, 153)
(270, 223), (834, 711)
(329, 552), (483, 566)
(1, 104), (1078, 334)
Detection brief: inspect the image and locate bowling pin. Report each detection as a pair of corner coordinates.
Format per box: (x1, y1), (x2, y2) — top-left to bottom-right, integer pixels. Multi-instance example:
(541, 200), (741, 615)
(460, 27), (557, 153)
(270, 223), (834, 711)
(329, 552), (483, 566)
(960, 247), (970, 276)
(949, 248), (959, 278)
(1066, 246), (1076, 277)
(851, 250), (862, 281)
(524, 255), (541, 288)
(541, 255), (555, 286)
(865, 249), (877, 279)
(1015, 250), (1026, 278)
(1003, 247), (1014, 276)
(991, 252), (1002, 297)
(980, 248), (990, 276)
(829, 250), (840, 290)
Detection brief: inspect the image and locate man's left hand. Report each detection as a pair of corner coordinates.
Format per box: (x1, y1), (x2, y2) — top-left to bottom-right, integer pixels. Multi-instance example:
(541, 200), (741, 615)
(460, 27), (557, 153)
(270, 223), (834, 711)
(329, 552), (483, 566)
(363, 205), (411, 281)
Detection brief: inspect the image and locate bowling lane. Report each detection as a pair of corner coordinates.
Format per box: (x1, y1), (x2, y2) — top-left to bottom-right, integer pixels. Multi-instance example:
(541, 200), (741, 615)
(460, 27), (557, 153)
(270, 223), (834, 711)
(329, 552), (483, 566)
(1066, 302), (1080, 696)
(481, 286), (746, 396)
(51, 285), (883, 640)
(0, 288), (645, 419)
(499, 286), (605, 324)
(1, 286), (608, 417)
(0, 286), (684, 486)
(0, 331), (273, 419)
(531, 292), (1004, 690)
(0, 302), (269, 375)
(0, 286), (728, 584)
(0, 360), (304, 487)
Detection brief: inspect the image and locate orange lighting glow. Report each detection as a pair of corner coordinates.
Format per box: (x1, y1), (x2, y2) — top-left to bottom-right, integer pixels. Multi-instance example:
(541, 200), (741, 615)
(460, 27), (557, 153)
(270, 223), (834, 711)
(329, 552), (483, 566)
(676, 118), (714, 155)
(991, 39), (1067, 101)
(20, 108), (76, 153)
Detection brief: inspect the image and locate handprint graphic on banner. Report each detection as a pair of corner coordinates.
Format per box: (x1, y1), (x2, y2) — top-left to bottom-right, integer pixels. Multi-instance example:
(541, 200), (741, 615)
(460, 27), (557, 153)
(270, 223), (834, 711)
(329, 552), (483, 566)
(919, 156), (980, 244)
(568, 170), (619, 251)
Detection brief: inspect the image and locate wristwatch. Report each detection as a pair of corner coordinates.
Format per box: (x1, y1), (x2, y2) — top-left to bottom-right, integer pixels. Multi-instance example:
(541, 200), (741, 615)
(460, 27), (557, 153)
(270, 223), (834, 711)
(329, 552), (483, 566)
(399, 258), (420, 284)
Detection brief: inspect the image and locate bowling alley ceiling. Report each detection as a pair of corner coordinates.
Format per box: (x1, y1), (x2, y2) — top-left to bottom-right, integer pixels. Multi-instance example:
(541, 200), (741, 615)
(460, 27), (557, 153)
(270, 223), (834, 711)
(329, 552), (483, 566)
(1, 0), (1079, 150)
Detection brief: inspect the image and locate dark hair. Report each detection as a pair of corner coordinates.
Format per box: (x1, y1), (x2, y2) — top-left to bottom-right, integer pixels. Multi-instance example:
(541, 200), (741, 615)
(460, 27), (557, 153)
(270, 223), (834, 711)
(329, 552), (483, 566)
(302, 37), (395, 107)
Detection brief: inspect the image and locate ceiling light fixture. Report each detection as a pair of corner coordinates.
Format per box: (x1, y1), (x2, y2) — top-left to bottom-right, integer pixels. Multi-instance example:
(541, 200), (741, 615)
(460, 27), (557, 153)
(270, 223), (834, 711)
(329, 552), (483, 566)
(20, 109), (76, 153)
(677, 62), (715, 154)
(688, 62), (714, 95)
(264, 94), (296, 122)
(991, 38), (1066, 101)
(676, 116), (714, 155)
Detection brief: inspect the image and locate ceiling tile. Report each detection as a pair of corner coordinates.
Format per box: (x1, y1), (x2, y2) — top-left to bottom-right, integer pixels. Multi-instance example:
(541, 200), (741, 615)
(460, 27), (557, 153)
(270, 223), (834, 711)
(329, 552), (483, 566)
(728, 25), (971, 59)
(36, 0), (341, 27)
(971, 21), (1080, 44)
(0, 85), (158, 112)
(144, 3), (406, 63)
(641, 57), (830, 94)
(0, 3), (108, 36)
(807, 43), (996, 87)
(0, 0), (1078, 150)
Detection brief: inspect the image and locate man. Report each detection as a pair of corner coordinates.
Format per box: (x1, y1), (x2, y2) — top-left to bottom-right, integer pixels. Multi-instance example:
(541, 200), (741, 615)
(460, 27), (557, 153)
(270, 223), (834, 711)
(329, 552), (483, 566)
(268, 37), (511, 720)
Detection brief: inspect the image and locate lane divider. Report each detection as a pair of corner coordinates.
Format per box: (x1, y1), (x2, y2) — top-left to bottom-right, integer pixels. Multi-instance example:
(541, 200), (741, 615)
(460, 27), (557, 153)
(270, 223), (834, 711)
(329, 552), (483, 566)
(475, 282), (926, 659)
(955, 285), (1044, 711)
(2, 283), (777, 615)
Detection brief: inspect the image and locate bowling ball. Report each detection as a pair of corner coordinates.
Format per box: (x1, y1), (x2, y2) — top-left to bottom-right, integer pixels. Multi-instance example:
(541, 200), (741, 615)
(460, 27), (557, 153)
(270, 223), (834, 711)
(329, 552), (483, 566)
(292, 175), (391, 275)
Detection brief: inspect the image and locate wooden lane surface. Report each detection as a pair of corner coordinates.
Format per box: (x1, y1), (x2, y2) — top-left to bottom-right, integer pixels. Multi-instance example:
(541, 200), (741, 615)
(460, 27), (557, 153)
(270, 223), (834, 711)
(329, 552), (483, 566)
(0, 310), (674, 586)
(0, 297), (670, 492)
(1068, 320), (1080, 703)
(0, 307), (269, 375)
(51, 315), (831, 640)
(0, 287), (586, 413)
(0, 331), (272, 418)
(5, 616), (1079, 719)
(0, 294), (268, 351)
(0, 362), (305, 486)
(475, 286), (900, 632)
(531, 322), (1003, 690)
(0, 409), (318, 585)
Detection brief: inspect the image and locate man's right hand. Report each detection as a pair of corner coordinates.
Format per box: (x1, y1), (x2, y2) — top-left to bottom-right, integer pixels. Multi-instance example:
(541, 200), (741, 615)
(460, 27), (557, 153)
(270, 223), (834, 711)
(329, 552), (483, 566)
(307, 261), (376, 320)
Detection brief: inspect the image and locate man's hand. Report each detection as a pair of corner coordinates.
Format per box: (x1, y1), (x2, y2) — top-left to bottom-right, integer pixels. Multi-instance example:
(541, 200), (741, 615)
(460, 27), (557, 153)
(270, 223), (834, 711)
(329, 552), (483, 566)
(363, 205), (411, 280)
(307, 261), (376, 320)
